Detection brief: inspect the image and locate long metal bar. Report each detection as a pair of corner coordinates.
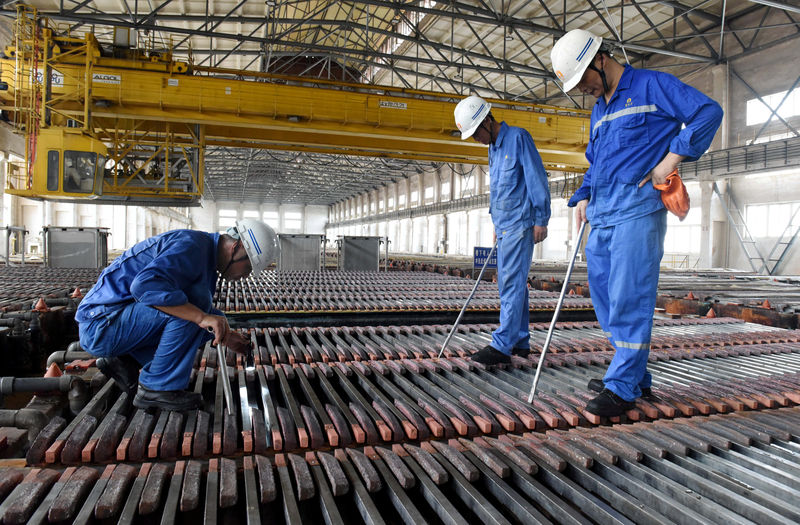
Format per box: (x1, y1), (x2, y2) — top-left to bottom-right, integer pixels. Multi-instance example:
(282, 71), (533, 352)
(438, 240), (497, 358)
(527, 221), (587, 404)
(214, 343), (235, 416)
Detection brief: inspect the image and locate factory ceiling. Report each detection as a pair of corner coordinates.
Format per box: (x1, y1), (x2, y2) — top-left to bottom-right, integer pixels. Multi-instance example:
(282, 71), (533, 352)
(1, 1), (798, 205)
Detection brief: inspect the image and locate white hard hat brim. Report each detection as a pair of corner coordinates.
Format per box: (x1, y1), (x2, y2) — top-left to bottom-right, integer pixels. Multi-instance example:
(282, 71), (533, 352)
(562, 73), (584, 93)
(460, 121), (481, 140)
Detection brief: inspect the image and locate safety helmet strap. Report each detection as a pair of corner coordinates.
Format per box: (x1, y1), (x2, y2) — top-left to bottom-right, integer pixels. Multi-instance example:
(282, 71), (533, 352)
(586, 54), (610, 94)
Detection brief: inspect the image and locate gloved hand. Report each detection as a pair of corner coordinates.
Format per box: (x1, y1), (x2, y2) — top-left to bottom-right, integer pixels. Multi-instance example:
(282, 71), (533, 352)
(223, 331), (251, 355)
(653, 169), (690, 221)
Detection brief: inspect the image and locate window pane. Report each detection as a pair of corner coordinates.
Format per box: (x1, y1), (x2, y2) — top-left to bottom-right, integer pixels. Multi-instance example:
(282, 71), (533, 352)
(219, 217), (237, 229)
(746, 205), (768, 238)
(769, 203), (791, 237)
(63, 151), (96, 193)
(47, 150), (59, 191)
(219, 208), (237, 217)
(243, 210), (259, 218)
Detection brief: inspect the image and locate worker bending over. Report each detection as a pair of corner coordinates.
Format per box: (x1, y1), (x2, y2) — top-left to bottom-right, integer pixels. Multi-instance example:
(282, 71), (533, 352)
(550, 29), (723, 416)
(454, 95), (551, 365)
(76, 219), (279, 411)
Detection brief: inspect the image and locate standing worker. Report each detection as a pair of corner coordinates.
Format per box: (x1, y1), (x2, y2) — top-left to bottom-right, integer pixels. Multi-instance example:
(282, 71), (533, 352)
(76, 219), (280, 411)
(550, 29), (723, 416)
(454, 95), (551, 365)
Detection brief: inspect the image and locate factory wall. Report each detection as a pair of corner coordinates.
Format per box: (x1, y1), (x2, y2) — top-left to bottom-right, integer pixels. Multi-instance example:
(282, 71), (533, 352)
(191, 201), (328, 236)
(719, 170), (800, 274)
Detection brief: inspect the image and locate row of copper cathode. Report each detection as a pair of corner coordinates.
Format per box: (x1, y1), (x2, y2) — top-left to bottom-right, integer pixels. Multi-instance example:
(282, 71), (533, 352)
(4, 406), (800, 524)
(24, 318), (800, 467)
(213, 271), (594, 312)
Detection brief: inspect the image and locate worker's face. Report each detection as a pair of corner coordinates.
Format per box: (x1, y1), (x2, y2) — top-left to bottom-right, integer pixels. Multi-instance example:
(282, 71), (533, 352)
(575, 55), (605, 98)
(223, 241), (253, 281)
(471, 118), (492, 145)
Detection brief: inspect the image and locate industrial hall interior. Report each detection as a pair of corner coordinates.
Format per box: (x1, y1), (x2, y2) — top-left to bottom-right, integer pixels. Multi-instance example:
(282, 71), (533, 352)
(2, 0), (800, 523)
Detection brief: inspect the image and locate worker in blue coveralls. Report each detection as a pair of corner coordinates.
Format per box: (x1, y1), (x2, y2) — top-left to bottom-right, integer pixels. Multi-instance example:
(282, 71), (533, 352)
(453, 95), (551, 365)
(550, 29), (723, 416)
(76, 219), (280, 411)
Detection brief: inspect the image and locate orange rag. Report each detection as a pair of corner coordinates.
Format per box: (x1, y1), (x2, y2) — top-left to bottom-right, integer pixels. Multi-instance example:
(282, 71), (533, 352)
(653, 169), (689, 221)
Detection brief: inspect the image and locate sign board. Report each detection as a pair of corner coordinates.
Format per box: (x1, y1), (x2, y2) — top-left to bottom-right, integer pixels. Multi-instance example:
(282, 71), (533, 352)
(92, 73), (121, 84)
(473, 246), (497, 270)
(34, 68), (64, 87)
(379, 100), (407, 110)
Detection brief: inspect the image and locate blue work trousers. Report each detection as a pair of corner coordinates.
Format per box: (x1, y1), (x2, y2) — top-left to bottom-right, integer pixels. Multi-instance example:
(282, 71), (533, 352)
(78, 302), (211, 391)
(490, 225), (534, 354)
(586, 210), (667, 401)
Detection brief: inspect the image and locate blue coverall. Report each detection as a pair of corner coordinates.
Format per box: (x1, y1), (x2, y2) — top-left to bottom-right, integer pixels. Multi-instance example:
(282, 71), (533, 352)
(568, 65), (723, 401)
(76, 230), (221, 391)
(488, 122), (551, 354)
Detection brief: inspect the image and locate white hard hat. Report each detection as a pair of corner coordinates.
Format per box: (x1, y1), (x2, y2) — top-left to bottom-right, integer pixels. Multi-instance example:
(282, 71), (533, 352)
(454, 95), (491, 140)
(551, 29), (603, 92)
(228, 219), (280, 277)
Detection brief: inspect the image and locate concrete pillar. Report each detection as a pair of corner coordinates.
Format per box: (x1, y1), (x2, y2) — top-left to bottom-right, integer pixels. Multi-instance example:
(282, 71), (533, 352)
(699, 181), (713, 268)
(711, 181), (729, 268)
(711, 64), (729, 150)
(450, 167), (455, 197)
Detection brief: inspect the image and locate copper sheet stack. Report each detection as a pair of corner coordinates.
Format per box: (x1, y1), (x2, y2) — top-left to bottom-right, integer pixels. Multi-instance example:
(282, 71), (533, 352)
(3, 317), (800, 523)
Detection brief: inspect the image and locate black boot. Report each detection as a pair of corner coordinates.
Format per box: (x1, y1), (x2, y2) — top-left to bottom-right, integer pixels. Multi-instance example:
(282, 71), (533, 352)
(470, 345), (511, 365)
(96, 355), (140, 397)
(133, 384), (203, 411)
(588, 378), (652, 398)
(511, 347), (530, 358)
(585, 389), (636, 417)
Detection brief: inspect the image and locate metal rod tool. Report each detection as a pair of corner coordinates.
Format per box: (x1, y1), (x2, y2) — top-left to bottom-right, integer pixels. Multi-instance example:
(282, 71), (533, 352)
(207, 328), (235, 415)
(438, 240), (498, 358)
(527, 221), (587, 404)
(216, 342), (235, 416)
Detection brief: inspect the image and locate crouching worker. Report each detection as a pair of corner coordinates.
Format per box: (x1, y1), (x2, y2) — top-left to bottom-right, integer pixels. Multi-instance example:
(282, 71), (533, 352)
(76, 219), (279, 411)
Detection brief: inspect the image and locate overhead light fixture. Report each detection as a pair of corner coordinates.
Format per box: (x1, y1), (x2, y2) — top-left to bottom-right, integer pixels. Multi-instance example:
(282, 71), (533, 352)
(505, 27), (514, 41)
(265, 0), (276, 6)
(450, 130), (460, 137)
(288, 115), (300, 122)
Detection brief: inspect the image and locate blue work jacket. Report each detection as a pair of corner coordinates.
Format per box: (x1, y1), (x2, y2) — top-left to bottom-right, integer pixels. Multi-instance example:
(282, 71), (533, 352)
(568, 65), (723, 227)
(76, 230), (223, 322)
(489, 122), (551, 232)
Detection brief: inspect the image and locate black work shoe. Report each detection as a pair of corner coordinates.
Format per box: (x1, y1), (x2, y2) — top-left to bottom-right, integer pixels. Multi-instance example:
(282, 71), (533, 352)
(586, 388), (636, 417)
(470, 345), (512, 365)
(511, 347), (530, 358)
(133, 384), (203, 411)
(96, 355), (140, 396)
(588, 378), (653, 398)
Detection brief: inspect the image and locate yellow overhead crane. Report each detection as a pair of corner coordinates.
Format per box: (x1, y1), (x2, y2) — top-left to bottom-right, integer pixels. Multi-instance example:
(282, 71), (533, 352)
(0, 6), (589, 205)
